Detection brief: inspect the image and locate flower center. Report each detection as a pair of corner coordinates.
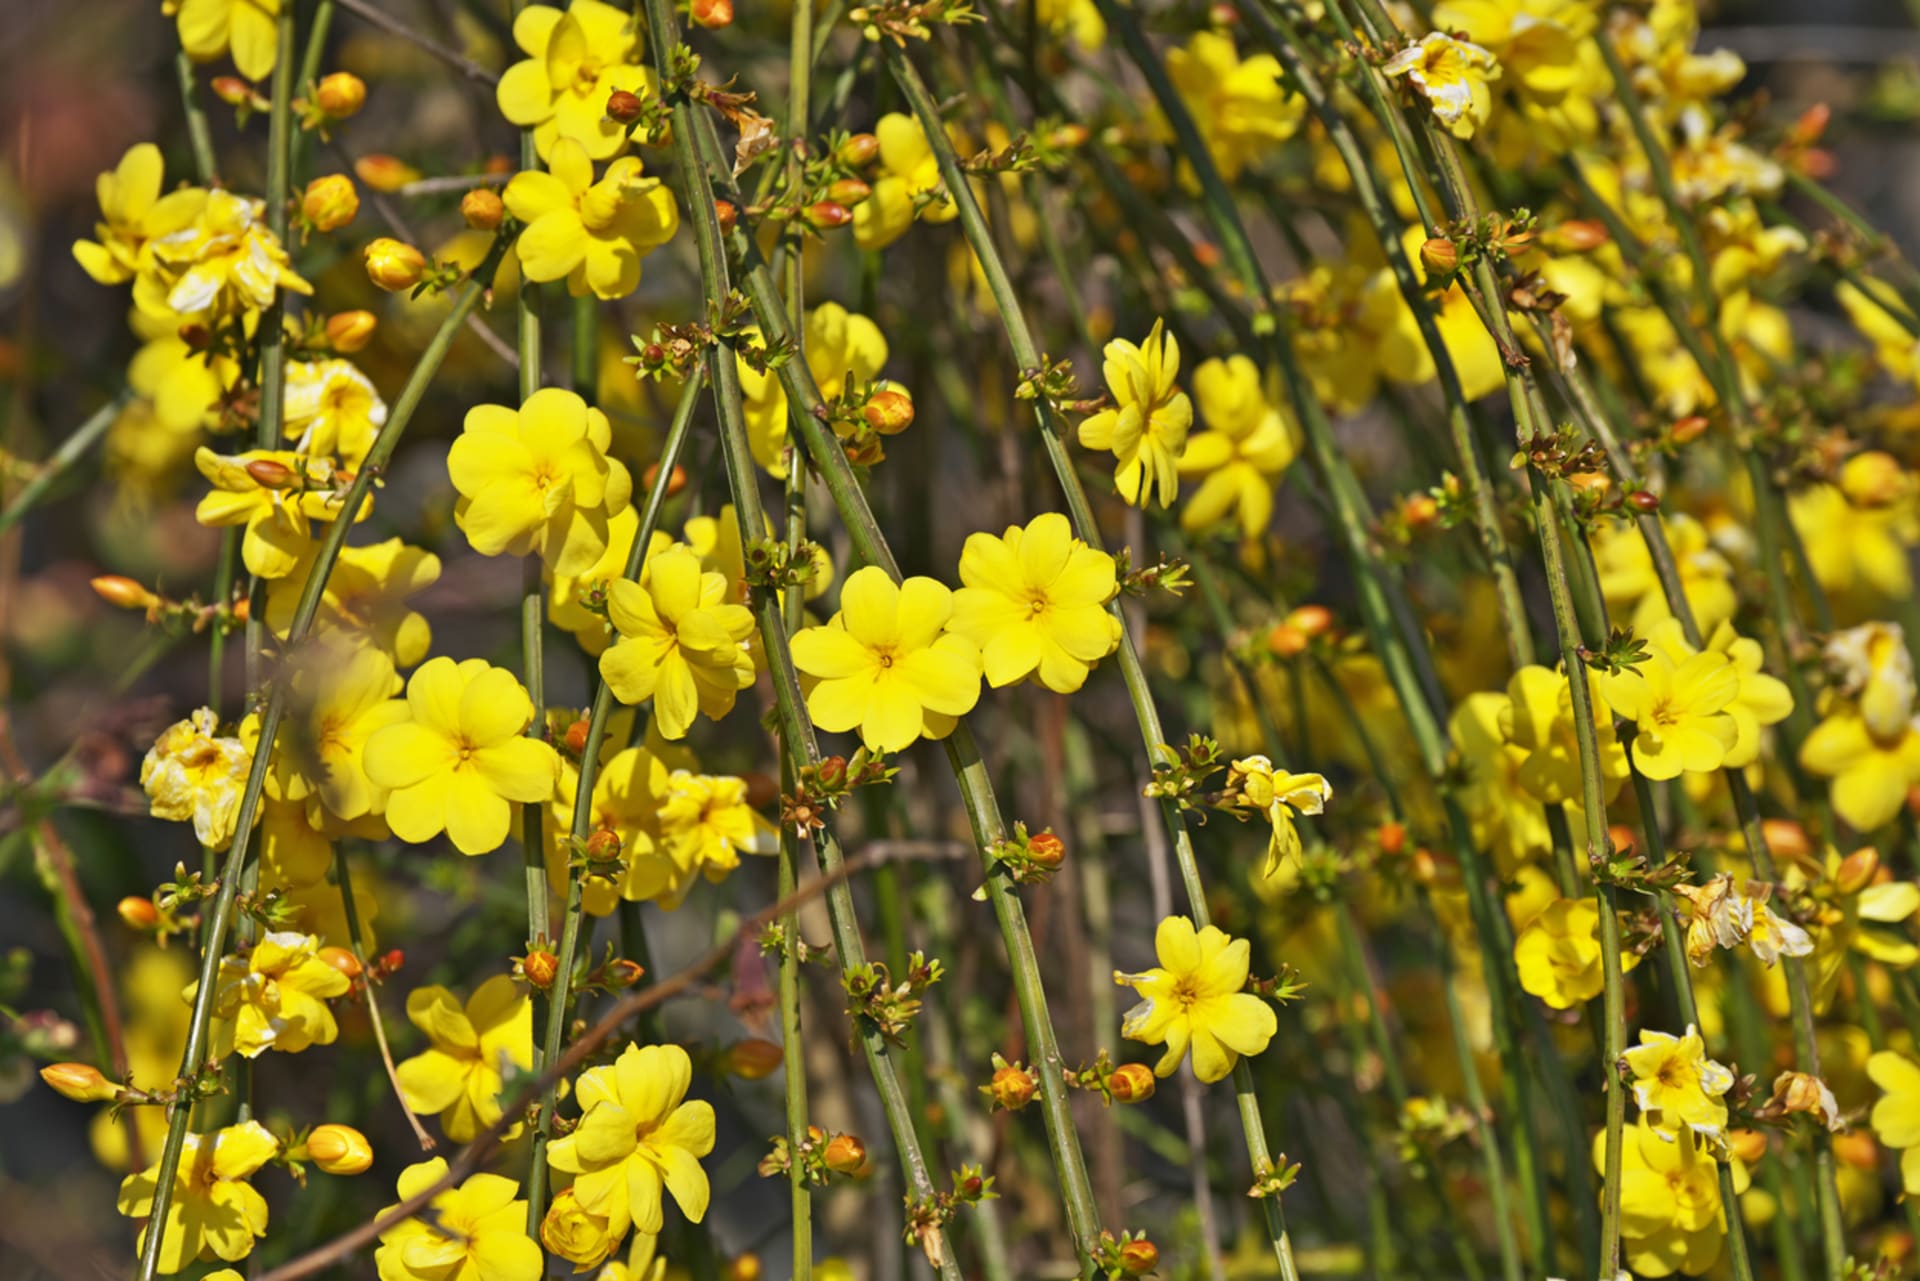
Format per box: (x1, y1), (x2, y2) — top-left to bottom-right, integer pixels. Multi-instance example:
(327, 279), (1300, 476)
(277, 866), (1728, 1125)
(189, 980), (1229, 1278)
(1171, 975), (1202, 1011)
(1026, 591), (1050, 618)
(453, 734), (479, 767)
(1647, 696), (1681, 728)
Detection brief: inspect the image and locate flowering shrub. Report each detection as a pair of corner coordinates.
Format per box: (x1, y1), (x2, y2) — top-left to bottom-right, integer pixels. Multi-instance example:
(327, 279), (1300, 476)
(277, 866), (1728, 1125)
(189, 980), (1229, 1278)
(10, 0), (1920, 1278)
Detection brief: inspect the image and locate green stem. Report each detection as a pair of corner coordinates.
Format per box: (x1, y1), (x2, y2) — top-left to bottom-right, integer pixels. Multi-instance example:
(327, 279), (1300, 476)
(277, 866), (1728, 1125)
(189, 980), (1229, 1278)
(0, 391), (133, 535)
(174, 51), (219, 184)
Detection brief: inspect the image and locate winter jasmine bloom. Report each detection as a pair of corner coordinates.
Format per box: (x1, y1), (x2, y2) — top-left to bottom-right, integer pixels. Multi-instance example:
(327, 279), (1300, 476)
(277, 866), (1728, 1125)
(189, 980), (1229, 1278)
(496, 0), (655, 161)
(117, 1121), (279, 1274)
(737, 302), (889, 476)
(1622, 1026), (1734, 1141)
(72, 144), (207, 286)
(1176, 355), (1298, 539)
(175, 0), (282, 81)
(282, 358), (386, 470)
(145, 189), (311, 323)
(374, 1159), (543, 1281)
(1599, 643), (1741, 781)
(1383, 33), (1502, 139)
(547, 1043), (716, 1239)
(599, 546), (757, 741)
(1513, 897), (1640, 1009)
(1869, 1050), (1920, 1196)
(1164, 32), (1305, 181)
(1225, 755), (1331, 875)
(193, 446), (362, 579)
(653, 771), (778, 907)
(1078, 319), (1191, 508)
(1599, 1119), (1745, 1277)
(1114, 915), (1277, 1083)
(949, 512), (1122, 694)
(141, 708), (252, 849)
(199, 930), (352, 1059)
(394, 977), (536, 1143)
(266, 537), (443, 669)
(502, 139), (678, 300)
(850, 113), (959, 251)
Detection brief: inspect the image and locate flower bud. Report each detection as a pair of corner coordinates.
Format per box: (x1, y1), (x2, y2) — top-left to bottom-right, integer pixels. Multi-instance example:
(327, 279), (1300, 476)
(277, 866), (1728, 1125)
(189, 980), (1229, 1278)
(562, 718), (592, 756)
(116, 895), (161, 929)
(541, 1189), (615, 1269)
(1669, 415), (1709, 444)
(1027, 830), (1066, 869)
(691, 0), (733, 26)
(1107, 1062), (1157, 1103)
(245, 458), (299, 489)
(725, 1255), (763, 1281)
(803, 201), (852, 231)
(1566, 471), (1610, 495)
(460, 187), (505, 231)
(988, 1064), (1038, 1110)
(1420, 237), (1458, 275)
(862, 388), (915, 435)
(1832, 1128), (1879, 1170)
(714, 200), (738, 234)
(1047, 123), (1091, 150)
(1841, 450), (1906, 509)
(817, 755), (849, 788)
(606, 958), (645, 987)
(838, 133), (880, 167)
(642, 462), (688, 498)
(1376, 821), (1406, 856)
(1834, 846), (1881, 896)
(212, 76), (257, 107)
(364, 238), (429, 292)
(522, 949), (559, 989)
(1761, 818), (1812, 863)
(1265, 623), (1308, 659)
(607, 89), (645, 124)
(1789, 103), (1832, 148)
(306, 1123), (374, 1175)
(1402, 493), (1438, 529)
(825, 178), (871, 208)
(1118, 1237), (1160, 1275)
(1727, 1128), (1768, 1164)
(40, 1062), (122, 1103)
(354, 154), (421, 193)
(1626, 489), (1659, 513)
(584, 828), (623, 862)
(1545, 219), (1609, 252)
(301, 174), (359, 233)
(1285, 604), (1334, 638)
(92, 576), (160, 612)
(314, 72), (368, 120)
(822, 1133), (866, 1174)
(722, 1039), (786, 1080)
(317, 946), (363, 978)
(325, 310), (377, 353)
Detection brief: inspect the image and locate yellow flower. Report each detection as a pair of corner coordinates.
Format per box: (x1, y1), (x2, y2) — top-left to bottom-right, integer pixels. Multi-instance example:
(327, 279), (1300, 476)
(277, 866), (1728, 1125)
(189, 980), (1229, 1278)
(1644, 618), (1792, 769)
(283, 358), (385, 469)
(543, 1187), (617, 1271)
(1825, 621), (1917, 742)
(1164, 32), (1305, 181)
(375, 1159), (543, 1281)
(1838, 277), (1920, 390)
(1671, 873), (1812, 969)
(270, 640), (409, 825)
(1799, 703), (1920, 832)
(1077, 319), (1191, 509)
(1513, 897), (1641, 1009)
(363, 657), (562, 855)
(1790, 480), (1917, 617)
(1623, 1025), (1734, 1140)
(949, 512), (1122, 694)
(851, 113), (958, 252)
(790, 566), (984, 754)
(394, 977), (536, 1143)
(449, 387), (634, 576)
(599, 546), (757, 740)
(1382, 33), (1502, 140)
(72, 144), (207, 286)
(142, 708), (252, 849)
(266, 537), (443, 669)
(1114, 915), (1276, 1083)
(1226, 755), (1331, 875)
(653, 770), (778, 907)
(1590, 513), (1738, 638)
(200, 930), (351, 1059)
(1599, 642), (1741, 781)
(91, 949), (192, 1170)
(547, 1043), (716, 1238)
(117, 1121), (278, 1274)
(143, 189), (311, 322)
(1033, 0), (1103, 49)
(1600, 1118), (1745, 1277)
(1449, 690), (1552, 874)
(503, 139), (678, 300)
(547, 744), (669, 917)
(1501, 665), (1627, 804)
(1175, 355), (1297, 538)
(193, 447), (361, 579)
(176, 0), (281, 81)
(737, 302), (888, 476)
(496, 0), (656, 162)
(1868, 1050), (1920, 1197)
(1431, 0), (1594, 114)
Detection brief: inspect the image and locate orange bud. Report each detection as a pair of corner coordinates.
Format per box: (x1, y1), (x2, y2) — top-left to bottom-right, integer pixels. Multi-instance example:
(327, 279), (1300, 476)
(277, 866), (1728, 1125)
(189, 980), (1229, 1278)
(714, 200), (738, 234)
(862, 388), (915, 435)
(116, 895), (161, 929)
(838, 133), (880, 168)
(1376, 822), (1406, 856)
(691, 0), (733, 25)
(460, 187), (505, 231)
(1566, 471), (1610, 495)
(607, 89), (645, 124)
(1626, 490), (1659, 513)
(1402, 493), (1439, 528)
(802, 201), (852, 231)
(301, 174), (359, 233)
(1265, 623), (1308, 659)
(1544, 219), (1610, 252)
(1191, 241), (1221, 268)
(41, 1062), (122, 1103)
(725, 1255), (763, 1281)
(325, 310), (377, 353)
(1119, 1237), (1160, 1275)
(1608, 825), (1638, 857)
(822, 1133), (866, 1174)
(211, 76), (257, 107)
(1420, 237), (1459, 275)
(1761, 819), (1812, 863)
(1727, 1129), (1768, 1164)
(988, 1064), (1038, 1110)
(562, 719), (591, 756)
(364, 238), (429, 292)
(825, 178), (871, 208)
(1047, 123), (1090, 150)
(317, 946), (363, 978)
(723, 1039), (785, 1080)
(523, 950), (559, 989)
(306, 1123), (374, 1175)
(1832, 1129), (1879, 1170)
(584, 828), (623, 862)
(1789, 103), (1832, 148)
(1027, 830), (1066, 869)
(231, 598), (251, 623)
(1670, 415), (1709, 444)
(642, 462), (689, 498)
(1285, 604), (1334, 637)
(314, 72), (368, 119)
(92, 576), (160, 612)
(1107, 1062), (1157, 1103)
(1834, 846), (1881, 896)
(245, 458), (299, 489)
(354, 154), (421, 193)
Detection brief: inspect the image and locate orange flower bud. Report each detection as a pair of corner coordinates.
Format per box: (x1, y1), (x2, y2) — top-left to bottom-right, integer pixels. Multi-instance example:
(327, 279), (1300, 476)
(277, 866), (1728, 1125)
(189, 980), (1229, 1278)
(314, 72), (368, 119)
(211, 76), (257, 107)
(245, 458), (299, 489)
(1107, 1062), (1157, 1103)
(802, 201), (852, 231)
(1286, 604), (1334, 638)
(1789, 103), (1831, 148)
(1420, 237), (1459, 275)
(1402, 493), (1439, 528)
(325, 310), (377, 353)
(1566, 470), (1610, 495)
(1832, 1129), (1879, 1170)
(1626, 490), (1659, 513)
(862, 388), (915, 435)
(714, 200), (739, 234)
(460, 187), (505, 231)
(725, 1255), (764, 1281)
(988, 1064), (1038, 1110)
(364, 238), (429, 292)
(562, 718), (592, 756)
(723, 1039), (785, 1080)
(691, 0), (733, 26)
(1761, 819), (1812, 863)
(92, 576), (160, 612)
(838, 133), (880, 167)
(1607, 825), (1638, 858)
(1118, 1237), (1160, 1275)
(306, 1123), (374, 1175)
(1544, 219), (1610, 252)
(642, 462), (689, 498)
(1727, 1129), (1768, 1164)
(231, 598), (252, 623)
(40, 1062), (122, 1103)
(1191, 240), (1221, 268)
(523, 950), (559, 989)
(1377, 822), (1406, 856)
(1027, 830), (1066, 869)
(584, 828), (623, 862)
(1834, 846), (1881, 896)
(317, 946), (363, 978)
(301, 174), (359, 233)
(116, 895), (161, 929)
(1265, 623), (1308, 659)
(825, 178), (871, 208)
(354, 154), (421, 193)
(822, 1133), (866, 1174)
(607, 89), (645, 124)
(1669, 415), (1709, 444)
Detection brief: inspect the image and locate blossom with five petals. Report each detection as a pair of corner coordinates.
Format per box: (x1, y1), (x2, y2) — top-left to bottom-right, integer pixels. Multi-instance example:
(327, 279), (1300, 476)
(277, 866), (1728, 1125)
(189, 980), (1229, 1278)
(394, 977), (536, 1142)
(950, 512), (1122, 694)
(547, 1043), (715, 1239)
(503, 139), (677, 301)
(496, 0), (655, 161)
(117, 1121), (279, 1274)
(1077, 320), (1191, 508)
(599, 546), (757, 740)
(374, 1159), (543, 1281)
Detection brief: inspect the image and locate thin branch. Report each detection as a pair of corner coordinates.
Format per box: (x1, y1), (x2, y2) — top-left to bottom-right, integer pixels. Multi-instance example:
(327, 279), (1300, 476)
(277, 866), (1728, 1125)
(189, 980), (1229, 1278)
(332, 0), (501, 85)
